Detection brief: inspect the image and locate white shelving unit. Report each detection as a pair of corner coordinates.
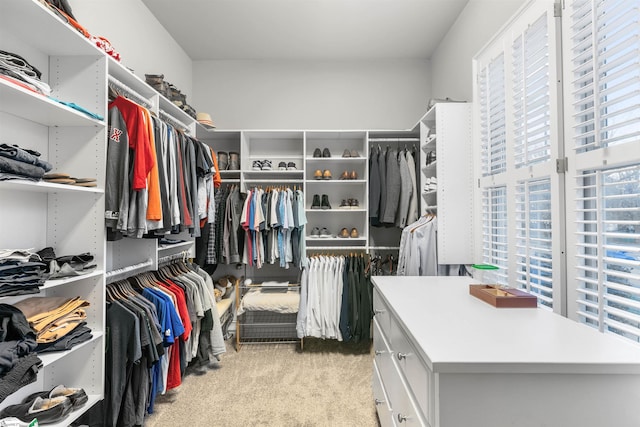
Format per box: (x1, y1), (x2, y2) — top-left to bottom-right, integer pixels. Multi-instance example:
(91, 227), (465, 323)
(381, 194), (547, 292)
(0, 0), (107, 422)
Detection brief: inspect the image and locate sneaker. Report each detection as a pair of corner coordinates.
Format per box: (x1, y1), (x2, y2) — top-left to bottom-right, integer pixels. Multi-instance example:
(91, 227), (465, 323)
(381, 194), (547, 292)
(310, 227), (320, 237)
(252, 160), (262, 171)
(322, 147), (331, 158)
(287, 162), (297, 170)
(313, 148), (322, 158)
(339, 199), (349, 209)
(319, 227), (331, 238)
(338, 227), (349, 238)
(278, 161), (287, 170)
(261, 160), (272, 171)
(349, 199), (360, 209)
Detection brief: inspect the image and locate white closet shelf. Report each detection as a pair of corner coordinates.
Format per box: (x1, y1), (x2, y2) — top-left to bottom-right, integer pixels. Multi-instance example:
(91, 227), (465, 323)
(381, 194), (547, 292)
(423, 190), (437, 197)
(307, 236), (367, 242)
(107, 57), (157, 101)
(0, 180), (104, 194)
(423, 161), (437, 169)
(305, 179), (367, 184)
(0, 80), (106, 127)
(158, 241), (194, 251)
(243, 170), (304, 175)
(38, 332), (103, 368)
(306, 208), (367, 213)
(305, 157), (366, 161)
(244, 179), (304, 184)
(306, 246), (368, 251)
(0, 0), (102, 57)
(422, 136), (437, 150)
(42, 270), (104, 291)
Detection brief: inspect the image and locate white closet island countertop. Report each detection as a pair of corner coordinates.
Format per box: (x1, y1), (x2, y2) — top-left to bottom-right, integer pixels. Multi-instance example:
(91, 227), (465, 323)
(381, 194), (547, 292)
(372, 276), (640, 375)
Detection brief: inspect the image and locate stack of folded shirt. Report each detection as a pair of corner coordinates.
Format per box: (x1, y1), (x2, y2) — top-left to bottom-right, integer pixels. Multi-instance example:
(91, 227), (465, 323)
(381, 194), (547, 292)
(43, 173), (97, 187)
(13, 296), (90, 345)
(0, 143), (53, 182)
(0, 250), (49, 297)
(0, 50), (51, 96)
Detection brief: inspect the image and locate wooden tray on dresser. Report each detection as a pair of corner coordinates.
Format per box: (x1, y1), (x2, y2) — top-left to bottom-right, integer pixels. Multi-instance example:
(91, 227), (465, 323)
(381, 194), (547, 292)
(469, 284), (537, 308)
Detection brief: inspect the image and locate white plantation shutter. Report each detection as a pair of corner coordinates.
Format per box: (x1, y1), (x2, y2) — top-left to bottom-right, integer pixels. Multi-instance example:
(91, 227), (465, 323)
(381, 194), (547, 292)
(570, 0), (640, 152)
(574, 165), (640, 342)
(516, 178), (553, 309)
(479, 54), (507, 177)
(513, 14), (552, 168)
(482, 187), (509, 284)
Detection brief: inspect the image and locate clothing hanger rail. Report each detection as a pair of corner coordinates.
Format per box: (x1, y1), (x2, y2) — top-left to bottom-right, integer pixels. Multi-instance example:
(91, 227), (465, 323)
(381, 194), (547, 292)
(106, 258), (153, 284)
(107, 76), (153, 109)
(159, 110), (190, 134)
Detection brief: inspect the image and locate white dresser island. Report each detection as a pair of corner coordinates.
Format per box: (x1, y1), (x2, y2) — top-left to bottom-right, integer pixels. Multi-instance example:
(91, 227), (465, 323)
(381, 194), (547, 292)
(371, 276), (640, 427)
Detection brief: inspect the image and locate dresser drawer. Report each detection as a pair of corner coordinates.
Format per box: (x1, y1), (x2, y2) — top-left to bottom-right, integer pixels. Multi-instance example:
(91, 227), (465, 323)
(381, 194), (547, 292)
(392, 371), (428, 427)
(373, 287), (391, 336)
(373, 359), (395, 427)
(389, 315), (433, 423)
(373, 317), (396, 409)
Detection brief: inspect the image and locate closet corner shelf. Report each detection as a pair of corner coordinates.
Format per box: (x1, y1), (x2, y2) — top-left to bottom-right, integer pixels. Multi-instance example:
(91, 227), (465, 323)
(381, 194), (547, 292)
(0, 180), (104, 194)
(423, 161), (437, 169)
(158, 241), (194, 251)
(305, 179), (367, 184)
(0, 79), (106, 127)
(42, 270), (104, 291)
(38, 332), (104, 368)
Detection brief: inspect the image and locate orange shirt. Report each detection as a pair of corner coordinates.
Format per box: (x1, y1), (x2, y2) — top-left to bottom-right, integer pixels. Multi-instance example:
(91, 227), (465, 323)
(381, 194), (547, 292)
(141, 108), (162, 221)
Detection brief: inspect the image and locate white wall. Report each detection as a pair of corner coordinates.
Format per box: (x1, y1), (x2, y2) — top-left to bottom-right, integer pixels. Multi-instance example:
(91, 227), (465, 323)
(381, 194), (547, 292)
(192, 59), (431, 130)
(70, 0), (193, 97)
(430, 0), (527, 101)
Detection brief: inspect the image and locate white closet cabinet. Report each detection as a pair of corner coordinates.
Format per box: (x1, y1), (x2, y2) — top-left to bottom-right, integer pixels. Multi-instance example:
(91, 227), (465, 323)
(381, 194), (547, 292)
(0, 0), (107, 423)
(418, 103), (473, 264)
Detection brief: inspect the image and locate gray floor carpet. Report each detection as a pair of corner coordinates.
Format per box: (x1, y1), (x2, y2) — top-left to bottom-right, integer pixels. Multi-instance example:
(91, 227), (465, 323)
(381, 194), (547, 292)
(144, 338), (379, 427)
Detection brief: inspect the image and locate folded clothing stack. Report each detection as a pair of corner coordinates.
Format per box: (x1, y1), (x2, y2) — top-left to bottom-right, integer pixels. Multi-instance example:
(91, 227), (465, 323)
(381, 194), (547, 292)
(0, 50), (51, 96)
(36, 247), (96, 279)
(144, 73), (197, 119)
(0, 250), (49, 297)
(0, 143), (53, 182)
(42, 173), (96, 187)
(13, 296), (90, 345)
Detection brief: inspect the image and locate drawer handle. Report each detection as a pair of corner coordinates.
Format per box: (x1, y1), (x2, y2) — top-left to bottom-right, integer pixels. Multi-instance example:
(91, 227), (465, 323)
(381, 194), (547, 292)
(375, 398), (385, 406)
(397, 413), (408, 423)
(374, 350), (384, 356)
(396, 352), (408, 361)
(374, 309), (385, 315)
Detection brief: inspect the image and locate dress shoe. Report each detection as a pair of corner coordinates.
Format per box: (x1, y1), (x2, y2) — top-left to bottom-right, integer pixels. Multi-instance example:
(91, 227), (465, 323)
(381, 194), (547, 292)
(314, 169), (323, 180)
(350, 228), (359, 238)
(217, 151), (228, 171)
(0, 396), (72, 424)
(311, 194), (321, 209)
(313, 148), (322, 158)
(338, 227), (349, 238)
(339, 170), (349, 180)
(23, 385), (88, 410)
(322, 169), (332, 180)
(322, 147), (331, 158)
(349, 170), (358, 180)
(321, 194), (331, 209)
(342, 149), (351, 158)
(350, 149), (360, 157)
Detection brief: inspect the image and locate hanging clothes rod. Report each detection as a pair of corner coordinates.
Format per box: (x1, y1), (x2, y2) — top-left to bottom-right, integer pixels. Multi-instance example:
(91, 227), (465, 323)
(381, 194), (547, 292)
(158, 250), (190, 266)
(159, 110), (190, 134)
(108, 76), (153, 109)
(106, 258), (153, 284)
(368, 138), (420, 142)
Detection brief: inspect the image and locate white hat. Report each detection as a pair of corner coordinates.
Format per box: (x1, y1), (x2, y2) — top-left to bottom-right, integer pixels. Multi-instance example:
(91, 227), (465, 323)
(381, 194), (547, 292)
(196, 112), (216, 129)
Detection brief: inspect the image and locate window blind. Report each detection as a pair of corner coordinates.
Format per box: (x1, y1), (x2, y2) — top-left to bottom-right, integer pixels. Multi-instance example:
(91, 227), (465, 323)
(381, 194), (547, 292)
(575, 164), (640, 342)
(480, 54), (507, 177)
(570, 0), (640, 153)
(482, 187), (509, 284)
(516, 178), (553, 309)
(513, 13), (552, 168)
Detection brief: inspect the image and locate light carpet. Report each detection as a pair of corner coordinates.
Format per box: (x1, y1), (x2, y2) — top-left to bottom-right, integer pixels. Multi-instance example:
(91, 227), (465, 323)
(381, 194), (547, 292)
(144, 338), (379, 427)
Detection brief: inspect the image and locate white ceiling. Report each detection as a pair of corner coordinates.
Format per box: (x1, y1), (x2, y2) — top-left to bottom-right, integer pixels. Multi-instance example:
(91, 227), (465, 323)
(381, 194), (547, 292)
(141, 0), (470, 61)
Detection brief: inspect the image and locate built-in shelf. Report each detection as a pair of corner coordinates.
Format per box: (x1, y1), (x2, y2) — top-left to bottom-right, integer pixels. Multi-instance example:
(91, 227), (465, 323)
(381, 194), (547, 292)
(41, 270), (104, 291)
(0, 179), (104, 194)
(158, 241), (194, 251)
(38, 332), (103, 367)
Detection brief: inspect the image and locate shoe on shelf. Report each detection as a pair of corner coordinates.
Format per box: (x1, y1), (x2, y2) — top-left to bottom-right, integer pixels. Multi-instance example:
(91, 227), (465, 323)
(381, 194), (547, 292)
(311, 194), (321, 209)
(323, 169), (332, 180)
(261, 160), (272, 170)
(252, 160), (262, 171)
(314, 169), (323, 180)
(322, 147), (331, 158)
(313, 148), (322, 158)
(350, 228), (359, 238)
(0, 396), (72, 424)
(349, 199), (360, 209)
(310, 227), (320, 237)
(319, 227), (332, 238)
(217, 151), (229, 171)
(321, 194), (331, 209)
(278, 161), (287, 170)
(228, 151), (240, 170)
(342, 149), (351, 158)
(350, 149), (360, 157)
(338, 227), (349, 238)
(22, 385), (88, 410)
(339, 199), (349, 209)
(339, 170), (349, 180)
(349, 170), (358, 180)
(287, 162), (297, 170)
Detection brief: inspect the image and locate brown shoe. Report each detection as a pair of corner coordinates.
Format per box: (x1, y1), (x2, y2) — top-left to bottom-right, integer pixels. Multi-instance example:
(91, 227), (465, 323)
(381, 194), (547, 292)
(350, 228), (359, 238)
(323, 169), (332, 180)
(314, 169), (322, 180)
(339, 170), (349, 180)
(349, 170), (358, 180)
(338, 227), (349, 238)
